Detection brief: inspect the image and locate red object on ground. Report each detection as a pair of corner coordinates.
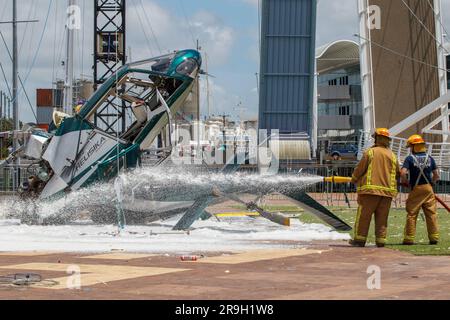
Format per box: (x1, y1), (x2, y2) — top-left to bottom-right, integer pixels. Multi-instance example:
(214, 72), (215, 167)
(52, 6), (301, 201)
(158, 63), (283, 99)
(180, 255), (198, 261)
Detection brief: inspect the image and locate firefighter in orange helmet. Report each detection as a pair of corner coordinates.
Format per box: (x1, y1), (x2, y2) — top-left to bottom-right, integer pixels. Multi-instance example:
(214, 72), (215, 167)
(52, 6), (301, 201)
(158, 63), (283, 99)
(350, 128), (401, 247)
(401, 135), (440, 245)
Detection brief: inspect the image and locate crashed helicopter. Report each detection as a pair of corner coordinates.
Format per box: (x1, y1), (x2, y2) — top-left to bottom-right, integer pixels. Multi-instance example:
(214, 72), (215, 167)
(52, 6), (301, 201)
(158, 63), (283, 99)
(0, 49), (351, 232)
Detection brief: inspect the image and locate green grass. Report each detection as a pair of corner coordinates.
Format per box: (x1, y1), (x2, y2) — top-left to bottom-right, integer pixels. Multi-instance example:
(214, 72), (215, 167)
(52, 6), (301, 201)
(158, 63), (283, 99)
(235, 204), (450, 256)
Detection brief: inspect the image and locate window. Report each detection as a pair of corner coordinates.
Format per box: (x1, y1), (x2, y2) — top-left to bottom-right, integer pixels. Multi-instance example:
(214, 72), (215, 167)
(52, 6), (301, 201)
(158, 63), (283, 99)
(339, 76), (349, 85)
(447, 55), (450, 89)
(339, 105), (350, 116)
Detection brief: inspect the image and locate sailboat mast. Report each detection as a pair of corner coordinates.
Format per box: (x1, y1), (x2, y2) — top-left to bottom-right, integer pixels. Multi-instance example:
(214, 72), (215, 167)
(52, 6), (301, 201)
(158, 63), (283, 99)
(205, 53), (210, 118)
(64, 0), (76, 114)
(12, 0), (18, 191)
(12, 0), (18, 130)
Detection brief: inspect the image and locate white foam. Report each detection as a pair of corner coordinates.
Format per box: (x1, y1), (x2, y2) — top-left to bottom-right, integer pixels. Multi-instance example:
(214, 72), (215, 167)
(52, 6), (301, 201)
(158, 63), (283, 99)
(0, 216), (349, 253)
(0, 168), (323, 219)
(0, 168), (346, 253)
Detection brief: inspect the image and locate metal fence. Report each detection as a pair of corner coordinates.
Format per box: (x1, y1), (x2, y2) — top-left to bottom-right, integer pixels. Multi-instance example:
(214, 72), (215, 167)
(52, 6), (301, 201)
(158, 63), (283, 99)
(358, 130), (450, 170)
(0, 165), (35, 194)
(2, 162), (450, 210)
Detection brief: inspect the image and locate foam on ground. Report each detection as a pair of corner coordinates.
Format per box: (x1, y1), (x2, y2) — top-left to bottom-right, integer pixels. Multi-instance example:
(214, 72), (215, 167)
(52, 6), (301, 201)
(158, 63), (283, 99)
(0, 215), (349, 253)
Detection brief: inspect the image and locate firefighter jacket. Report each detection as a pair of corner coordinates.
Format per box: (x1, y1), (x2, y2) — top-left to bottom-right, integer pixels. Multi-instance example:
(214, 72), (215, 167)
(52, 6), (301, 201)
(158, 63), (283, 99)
(351, 145), (401, 198)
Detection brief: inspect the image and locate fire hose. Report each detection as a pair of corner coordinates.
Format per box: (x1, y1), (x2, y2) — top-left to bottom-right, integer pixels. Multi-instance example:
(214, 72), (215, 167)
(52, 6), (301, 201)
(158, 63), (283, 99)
(323, 176), (450, 214)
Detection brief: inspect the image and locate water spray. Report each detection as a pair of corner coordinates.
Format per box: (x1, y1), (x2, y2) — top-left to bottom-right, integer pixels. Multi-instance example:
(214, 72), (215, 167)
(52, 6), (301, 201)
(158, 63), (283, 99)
(114, 176), (126, 233)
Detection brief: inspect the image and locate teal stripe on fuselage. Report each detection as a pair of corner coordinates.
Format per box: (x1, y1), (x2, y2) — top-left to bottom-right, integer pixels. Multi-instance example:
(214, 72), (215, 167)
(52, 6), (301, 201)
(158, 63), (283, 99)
(53, 117), (92, 137)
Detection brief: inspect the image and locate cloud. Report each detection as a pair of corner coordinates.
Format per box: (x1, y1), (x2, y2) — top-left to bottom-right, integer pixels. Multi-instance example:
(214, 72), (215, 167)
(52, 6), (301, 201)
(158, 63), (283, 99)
(199, 77), (238, 117)
(0, 0), (237, 123)
(2, 0), (449, 124)
(316, 0), (359, 46)
(127, 2), (235, 67)
(242, 0), (259, 6)
(190, 11), (235, 65)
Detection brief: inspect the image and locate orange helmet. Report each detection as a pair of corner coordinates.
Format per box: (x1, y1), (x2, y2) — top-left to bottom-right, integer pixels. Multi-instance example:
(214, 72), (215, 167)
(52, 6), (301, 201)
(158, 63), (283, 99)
(372, 128), (391, 139)
(407, 134), (425, 147)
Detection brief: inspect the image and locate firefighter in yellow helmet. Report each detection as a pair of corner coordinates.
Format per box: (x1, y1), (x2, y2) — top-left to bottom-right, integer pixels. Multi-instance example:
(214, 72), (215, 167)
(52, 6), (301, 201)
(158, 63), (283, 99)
(401, 135), (440, 245)
(350, 128), (401, 247)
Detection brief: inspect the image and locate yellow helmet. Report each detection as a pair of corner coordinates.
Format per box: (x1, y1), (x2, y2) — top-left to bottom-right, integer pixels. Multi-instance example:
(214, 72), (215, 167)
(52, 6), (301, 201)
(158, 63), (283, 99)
(407, 134), (425, 147)
(372, 128), (391, 139)
(74, 104), (83, 114)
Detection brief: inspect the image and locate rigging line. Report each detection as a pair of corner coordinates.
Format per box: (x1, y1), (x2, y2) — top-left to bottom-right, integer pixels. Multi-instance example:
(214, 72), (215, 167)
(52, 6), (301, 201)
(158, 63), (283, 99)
(55, 26), (67, 81)
(0, 30), (12, 61)
(18, 0), (36, 52)
(11, 0), (53, 105)
(81, 0), (85, 78)
(0, 1), (7, 22)
(0, 36), (36, 120)
(354, 34), (449, 73)
(18, 76), (37, 122)
(24, 2), (38, 73)
(400, 0), (449, 55)
(0, 61), (12, 98)
(139, 0), (162, 54)
(130, 0), (154, 57)
(116, 1), (120, 150)
(178, 0), (197, 47)
(52, 0), (59, 84)
(425, 0), (450, 46)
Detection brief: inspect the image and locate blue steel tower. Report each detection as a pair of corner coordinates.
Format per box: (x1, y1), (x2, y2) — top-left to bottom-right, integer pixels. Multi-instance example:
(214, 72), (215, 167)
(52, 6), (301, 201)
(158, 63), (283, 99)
(258, 0), (317, 141)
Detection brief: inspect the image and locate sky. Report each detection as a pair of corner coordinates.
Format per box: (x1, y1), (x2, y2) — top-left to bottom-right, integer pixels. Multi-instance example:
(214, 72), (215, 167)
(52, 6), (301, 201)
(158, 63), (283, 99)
(0, 0), (449, 124)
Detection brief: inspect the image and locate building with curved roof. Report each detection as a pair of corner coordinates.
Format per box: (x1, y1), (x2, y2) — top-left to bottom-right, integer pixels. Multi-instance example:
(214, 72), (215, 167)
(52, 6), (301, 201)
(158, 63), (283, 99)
(315, 40), (362, 152)
(316, 40), (360, 74)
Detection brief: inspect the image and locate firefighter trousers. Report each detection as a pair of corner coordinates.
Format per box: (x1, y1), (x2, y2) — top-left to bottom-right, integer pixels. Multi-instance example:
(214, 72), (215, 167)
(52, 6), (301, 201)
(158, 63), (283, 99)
(354, 194), (393, 245)
(404, 184), (439, 243)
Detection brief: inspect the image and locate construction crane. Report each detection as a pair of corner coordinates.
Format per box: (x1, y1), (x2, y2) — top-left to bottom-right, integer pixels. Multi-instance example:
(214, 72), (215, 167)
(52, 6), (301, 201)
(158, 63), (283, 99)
(93, 0), (127, 134)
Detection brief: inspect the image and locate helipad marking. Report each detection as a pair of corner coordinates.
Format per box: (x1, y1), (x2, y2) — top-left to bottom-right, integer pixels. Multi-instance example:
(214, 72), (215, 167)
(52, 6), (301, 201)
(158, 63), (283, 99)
(81, 253), (157, 260)
(215, 212), (259, 217)
(0, 263), (189, 290)
(196, 249), (326, 265)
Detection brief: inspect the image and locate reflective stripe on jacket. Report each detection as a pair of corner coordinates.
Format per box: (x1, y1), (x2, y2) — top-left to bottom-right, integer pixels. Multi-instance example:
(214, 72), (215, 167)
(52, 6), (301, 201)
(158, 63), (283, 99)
(351, 146), (400, 198)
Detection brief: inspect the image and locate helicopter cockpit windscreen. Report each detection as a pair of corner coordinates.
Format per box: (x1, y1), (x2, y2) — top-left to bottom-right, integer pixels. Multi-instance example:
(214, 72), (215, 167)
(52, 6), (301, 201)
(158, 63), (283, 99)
(83, 52), (187, 143)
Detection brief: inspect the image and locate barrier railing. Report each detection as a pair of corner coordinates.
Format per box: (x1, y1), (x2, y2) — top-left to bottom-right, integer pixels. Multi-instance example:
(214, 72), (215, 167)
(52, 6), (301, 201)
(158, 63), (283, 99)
(2, 161), (450, 210)
(0, 165), (35, 193)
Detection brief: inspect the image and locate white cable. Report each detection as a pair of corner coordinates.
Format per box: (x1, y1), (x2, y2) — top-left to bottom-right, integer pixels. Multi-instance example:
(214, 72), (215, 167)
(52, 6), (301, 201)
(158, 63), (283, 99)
(400, 0), (449, 55)
(178, 0), (197, 47)
(115, 1), (121, 174)
(425, 0), (450, 41)
(0, 1), (8, 22)
(52, 0), (59, 84)
(354, 34), (449, 73)
(18, 1), (36, 52)
(139, 0), (162, 54)
(130, 0), (154, 57)
(81, 0), (85, 78)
